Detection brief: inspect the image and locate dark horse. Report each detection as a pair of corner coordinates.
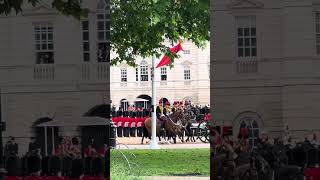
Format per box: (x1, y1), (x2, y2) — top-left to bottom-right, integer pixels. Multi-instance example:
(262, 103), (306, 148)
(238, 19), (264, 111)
(141, 108), (185, 144)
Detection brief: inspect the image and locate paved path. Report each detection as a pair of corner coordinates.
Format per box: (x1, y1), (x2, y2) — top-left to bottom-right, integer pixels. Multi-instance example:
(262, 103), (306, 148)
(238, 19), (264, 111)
(143, 176), (210, 180)
(116, 143), (210, 149)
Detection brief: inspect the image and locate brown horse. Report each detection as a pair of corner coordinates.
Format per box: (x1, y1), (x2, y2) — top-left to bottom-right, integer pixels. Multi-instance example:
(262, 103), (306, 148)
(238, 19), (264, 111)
(141, 108), (185, 144)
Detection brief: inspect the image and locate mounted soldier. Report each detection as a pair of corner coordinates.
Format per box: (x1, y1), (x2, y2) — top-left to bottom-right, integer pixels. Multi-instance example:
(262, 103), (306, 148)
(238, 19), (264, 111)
(165, 101), (171, 115)
(156, 99), (167, 130)
(171, 101), (178, 113)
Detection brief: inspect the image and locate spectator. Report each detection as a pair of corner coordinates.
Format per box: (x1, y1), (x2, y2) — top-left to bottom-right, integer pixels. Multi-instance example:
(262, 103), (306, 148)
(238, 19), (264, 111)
(5, 136), (18, 157)
(28, 137), (40, 157)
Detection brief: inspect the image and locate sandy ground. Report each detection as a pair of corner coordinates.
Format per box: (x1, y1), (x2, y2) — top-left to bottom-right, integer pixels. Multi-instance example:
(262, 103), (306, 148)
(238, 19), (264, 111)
(115, 137), (210, 149)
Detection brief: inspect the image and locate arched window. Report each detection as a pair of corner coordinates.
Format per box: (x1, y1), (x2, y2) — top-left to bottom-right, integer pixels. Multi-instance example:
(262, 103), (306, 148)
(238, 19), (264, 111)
(240, 118), (260, 147)
(140, 60), (148, 81)
(97, 0), (110, 62)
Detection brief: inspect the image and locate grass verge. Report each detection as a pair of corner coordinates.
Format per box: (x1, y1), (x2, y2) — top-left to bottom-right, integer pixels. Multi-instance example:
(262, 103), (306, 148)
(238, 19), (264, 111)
(111, 148), (210, 179)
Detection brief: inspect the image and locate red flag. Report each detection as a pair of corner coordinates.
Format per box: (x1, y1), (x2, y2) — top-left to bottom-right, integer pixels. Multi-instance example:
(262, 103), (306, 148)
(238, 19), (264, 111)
(156, 43), (183, 68)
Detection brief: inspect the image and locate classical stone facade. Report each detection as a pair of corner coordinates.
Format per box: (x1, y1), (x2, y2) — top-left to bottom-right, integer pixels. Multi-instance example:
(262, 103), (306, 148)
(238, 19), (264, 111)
(0, 0), (110, 155)
(110, 41), (210, 109)
(211, 0), (320, 144)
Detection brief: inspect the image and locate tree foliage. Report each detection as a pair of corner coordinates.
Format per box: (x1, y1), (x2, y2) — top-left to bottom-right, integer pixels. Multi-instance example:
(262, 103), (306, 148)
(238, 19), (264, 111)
(111, 0), (210, 66)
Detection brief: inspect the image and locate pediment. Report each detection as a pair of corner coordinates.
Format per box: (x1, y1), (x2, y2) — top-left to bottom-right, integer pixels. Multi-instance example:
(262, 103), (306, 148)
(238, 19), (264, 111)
(22, 3), (58, 16)
(181, 60), (192, 66)
(228, 0), (264, 9)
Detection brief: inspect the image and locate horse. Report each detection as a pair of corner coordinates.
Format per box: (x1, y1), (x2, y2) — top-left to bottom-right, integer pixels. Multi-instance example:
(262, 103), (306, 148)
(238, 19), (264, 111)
(181, 109), (196, 142)
(141, 108), (185, 144)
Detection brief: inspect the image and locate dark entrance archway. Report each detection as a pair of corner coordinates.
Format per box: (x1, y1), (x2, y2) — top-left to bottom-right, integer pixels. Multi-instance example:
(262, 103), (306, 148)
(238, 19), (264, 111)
(32, 117), (59, 156)
(82, 105), (111, 156)
(136, 95), (151, 109)
(120, 99), (128, 111)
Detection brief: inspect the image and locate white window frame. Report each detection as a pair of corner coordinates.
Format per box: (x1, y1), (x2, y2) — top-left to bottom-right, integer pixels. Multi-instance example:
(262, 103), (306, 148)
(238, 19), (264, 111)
(160, 67), (167, 81)
(240, 118), (260, 148)
(184, 50), (190, 54)
(236, 16), (257, 58)
(97, 0), (110, 63)
(34, 23), (54, 64)
(120, 68), (127, 82)
(184, 66), (191, 80)
(82, 20), (90, 62)
(140, 61), (149, 81)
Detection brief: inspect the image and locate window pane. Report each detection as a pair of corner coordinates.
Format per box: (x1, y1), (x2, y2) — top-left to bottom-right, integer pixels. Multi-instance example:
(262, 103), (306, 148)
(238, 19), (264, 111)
(245, 48), (250, 56)
(42, 44), (47, 50)
(244, 28), (250, 36)
(82, 21), (89, 30)
(48, 33), (53, 40)
(317, 34), (320, 43)
(105, 22), (110, 30)
(251, 48), (257, 56)
(238, 28), (243, 36)
(251, 38), (256, 46)
(41, 33), (47, 40)
(83, 32), (89, 41)
(98, 32), (105, 40)
(84, 53), (90, 62)
(98, 21), (104, 30)
(105, 32), (110, 40)
(245, 38), (250, 46)
(251, 28), (256, 36)
(35, 34), (40, 40)
(238, 48), (244, 57)
(36, 44), (40, 50)
(48, 43), (54, 50)
(97, 14), (104, 19)
(238, 38), (243, 47)
(83, 42), (90, 51)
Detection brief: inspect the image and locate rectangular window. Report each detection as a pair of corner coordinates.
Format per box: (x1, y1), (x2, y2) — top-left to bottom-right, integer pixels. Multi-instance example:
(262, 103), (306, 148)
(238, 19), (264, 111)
(136, 68), (139, 81)
(82, 21), (90, 62)
(184, 67), (191, 80)
(121, 69), (127, 82)
(97, 4), (110, 63)
(316, 12), (320, 54)
(184, 50), (190, 54)
(236, 16), (257, 57)
(34, 23), (54, 64)
(140, 65), (148, 81)
(160, 67), (167, 81)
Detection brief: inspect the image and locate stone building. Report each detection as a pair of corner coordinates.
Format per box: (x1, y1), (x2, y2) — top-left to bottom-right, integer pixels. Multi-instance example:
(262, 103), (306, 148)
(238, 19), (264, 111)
(211, 0), (320, 145)
(0, 0), (110, 155)
(110, 41), (210, 109)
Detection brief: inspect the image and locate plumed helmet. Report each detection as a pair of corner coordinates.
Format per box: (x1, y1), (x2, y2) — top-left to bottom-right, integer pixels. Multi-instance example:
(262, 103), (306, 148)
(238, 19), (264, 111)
(166, 101), (170, 106)
(159, 99), (163, 104)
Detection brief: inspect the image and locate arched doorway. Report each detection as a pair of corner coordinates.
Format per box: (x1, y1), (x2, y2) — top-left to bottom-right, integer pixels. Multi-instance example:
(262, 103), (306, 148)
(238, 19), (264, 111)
(120, 99), (129, 111)
(233, 111), (263, 148)
(136, 95), (151, 109)
(84, 104), (111, 119)
(33, 117), (59, 156)
(82, 105), (111, 157)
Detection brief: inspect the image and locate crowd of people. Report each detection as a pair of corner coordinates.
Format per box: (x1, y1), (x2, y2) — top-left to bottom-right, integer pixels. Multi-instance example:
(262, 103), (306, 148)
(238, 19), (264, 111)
(211, 128), (320, 180)
(111, 100), (210, 118)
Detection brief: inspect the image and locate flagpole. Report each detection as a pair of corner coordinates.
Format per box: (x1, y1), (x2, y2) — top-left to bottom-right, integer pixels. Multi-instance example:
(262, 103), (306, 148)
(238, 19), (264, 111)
(150, 55), (160, 149)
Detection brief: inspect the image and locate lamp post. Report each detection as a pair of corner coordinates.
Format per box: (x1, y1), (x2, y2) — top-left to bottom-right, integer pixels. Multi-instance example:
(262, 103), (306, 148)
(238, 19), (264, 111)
(149, 55), (159, 149)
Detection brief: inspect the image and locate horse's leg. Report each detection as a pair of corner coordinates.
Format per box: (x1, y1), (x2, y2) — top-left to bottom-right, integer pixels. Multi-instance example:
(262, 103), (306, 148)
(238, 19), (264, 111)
(141, 136), (144, 144)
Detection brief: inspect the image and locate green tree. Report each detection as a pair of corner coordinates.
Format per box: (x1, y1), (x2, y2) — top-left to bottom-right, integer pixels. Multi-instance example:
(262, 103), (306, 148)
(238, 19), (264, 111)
(111, 0), (210, 66)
